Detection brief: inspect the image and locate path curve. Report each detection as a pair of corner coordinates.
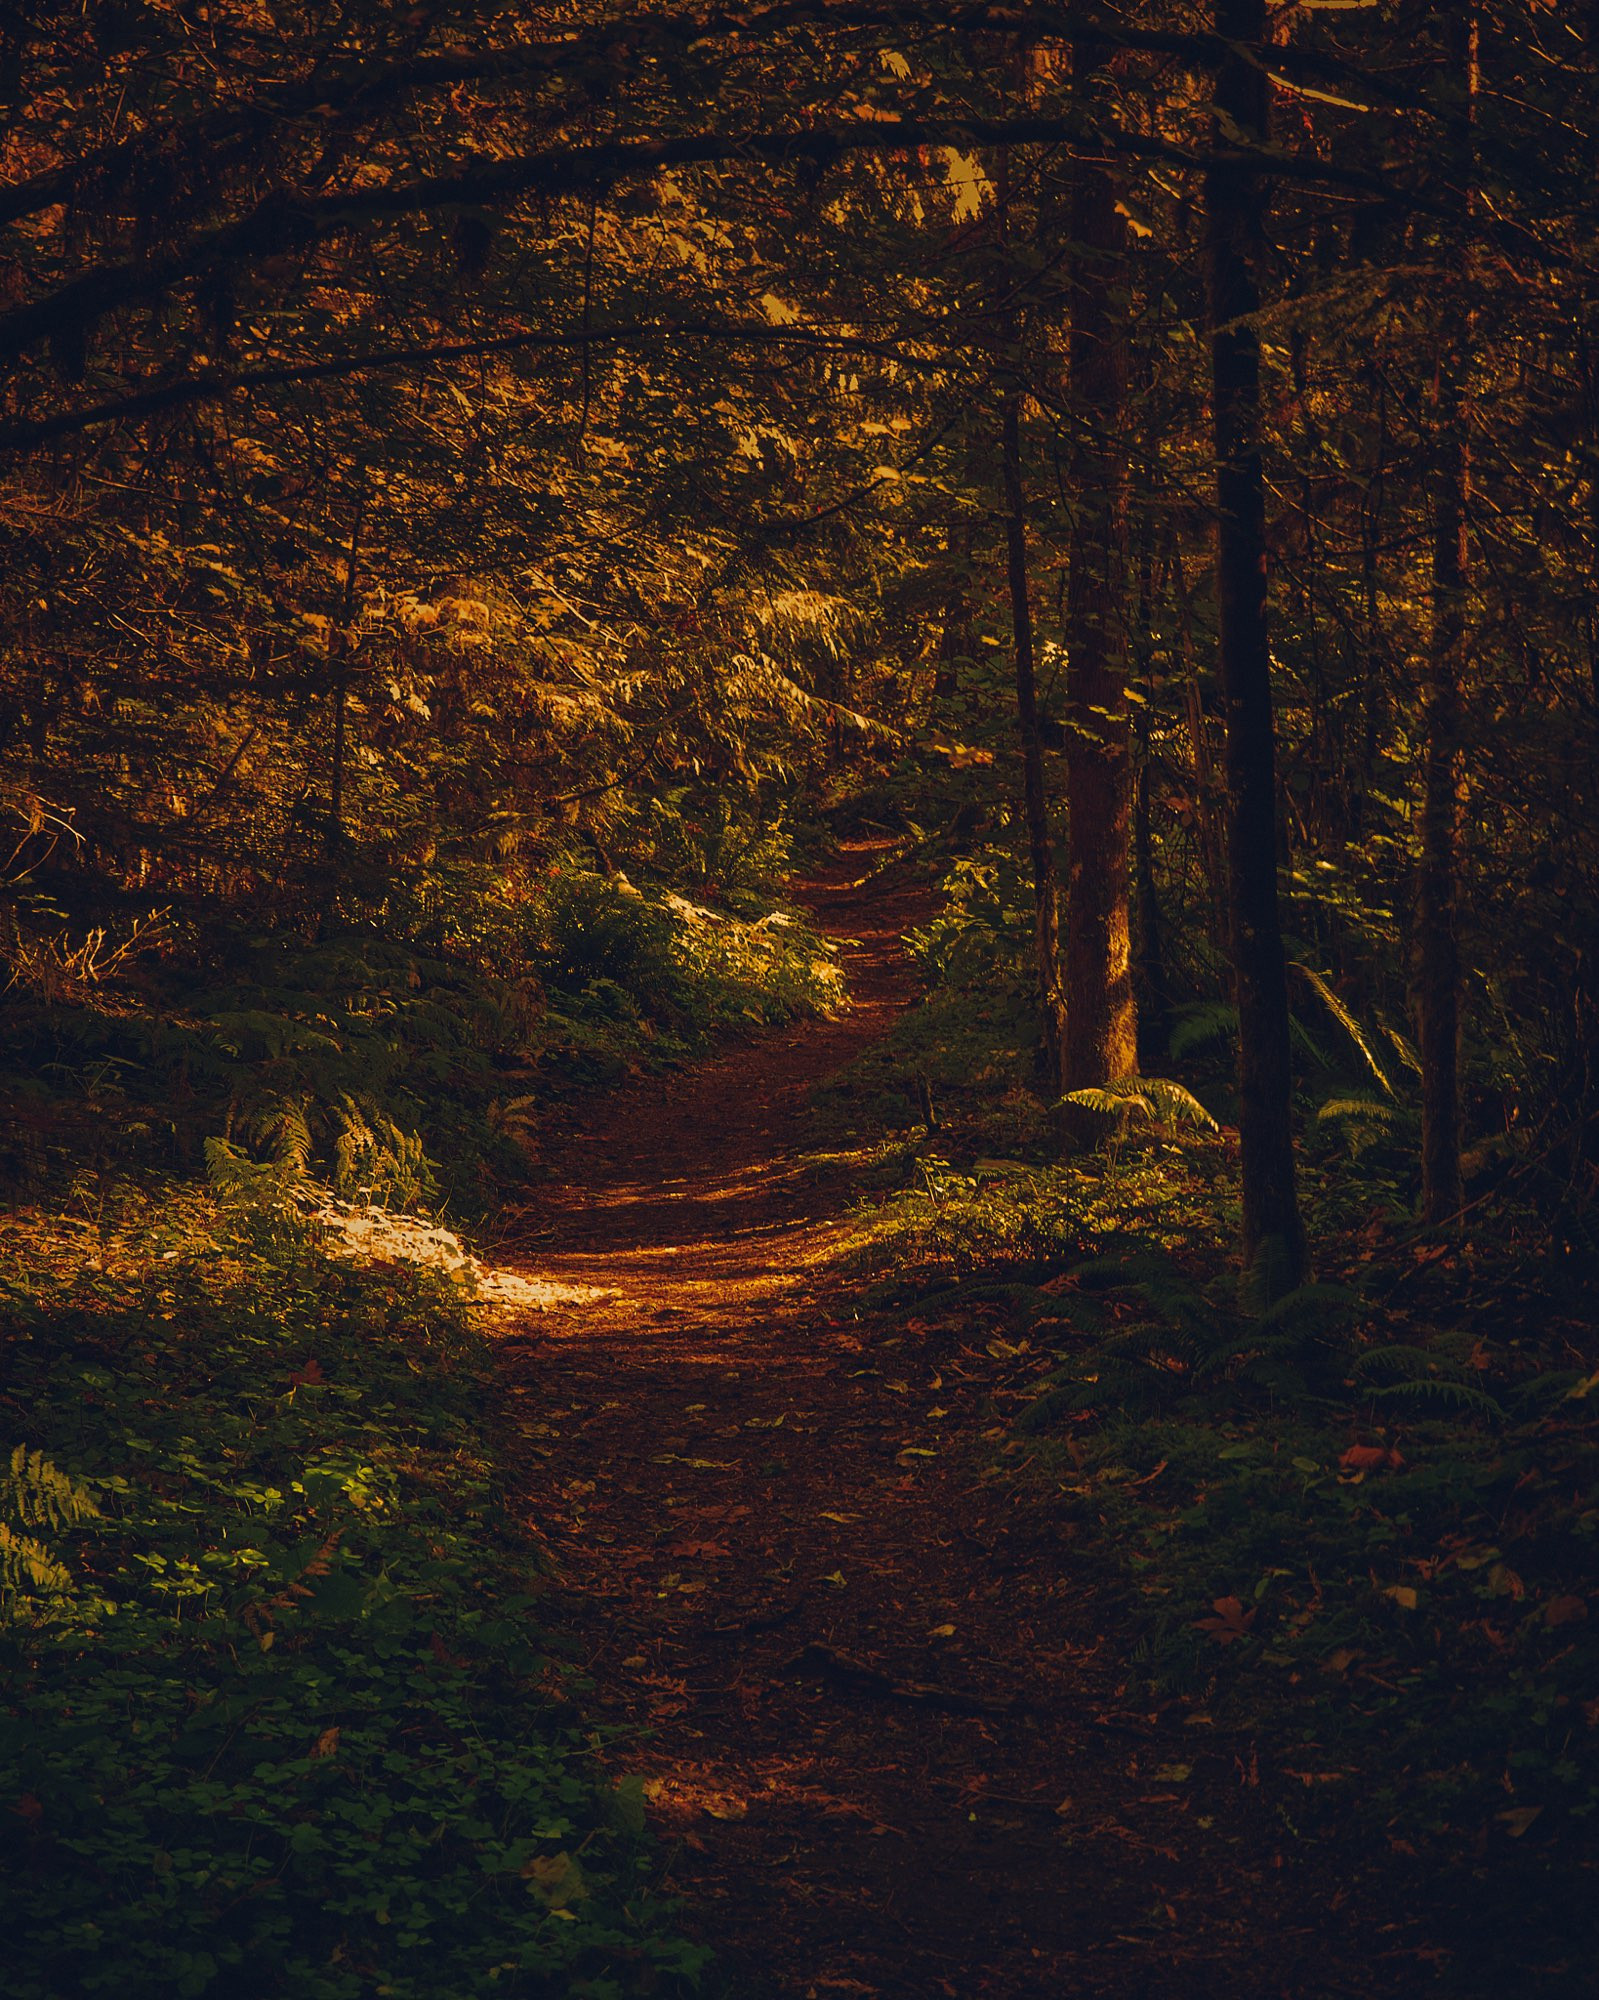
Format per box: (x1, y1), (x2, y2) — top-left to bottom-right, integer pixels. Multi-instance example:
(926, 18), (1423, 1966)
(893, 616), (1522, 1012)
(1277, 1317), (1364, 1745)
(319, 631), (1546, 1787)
(496, 846), (1357, 2000)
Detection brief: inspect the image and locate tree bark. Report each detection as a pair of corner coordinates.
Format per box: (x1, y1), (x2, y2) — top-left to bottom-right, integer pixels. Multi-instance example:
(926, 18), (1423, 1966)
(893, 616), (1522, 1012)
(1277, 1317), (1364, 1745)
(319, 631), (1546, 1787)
(1063, 35), (1137, 1089)
(1132, 512), (1170, 1065)
(1001, 387), (1069, 1089)
(324, 481), (366, 862)
(932, 517), (975, 711)
(1204, 0), (1308, 1291)
(1417, 382), (1467, 1224)
(1416, 10), (1476, 1227)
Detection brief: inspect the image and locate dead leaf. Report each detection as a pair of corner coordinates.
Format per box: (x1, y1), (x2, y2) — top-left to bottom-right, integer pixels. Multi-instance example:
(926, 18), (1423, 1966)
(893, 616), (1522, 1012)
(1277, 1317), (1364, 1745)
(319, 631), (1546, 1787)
(308, 1726), (341, 1759)
(523, 1851), (587, 1906)
(1384, 1584), (1419, 1611)
(1487, 1563), (1526, 1601)
(1338, 1442), (1403, 1480)
(1495, 1805), (1543, 1839)
(927, 1622), (956, 1638)
(1195, 1595), (1256, 1644)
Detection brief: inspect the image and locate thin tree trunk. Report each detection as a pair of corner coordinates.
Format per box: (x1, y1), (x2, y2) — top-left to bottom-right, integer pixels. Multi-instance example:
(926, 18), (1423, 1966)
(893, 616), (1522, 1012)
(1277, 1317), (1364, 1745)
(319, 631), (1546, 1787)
(1170, 540), (1230, 952)
(1134, 705), (1170, 1066)
(1002, 388), (1069, 1088)
(325, 484), (367, 861)
(1416, 9), (1477, 1227)
(932, 517), (975, 710)
(995, 139), (1068, 1089)
(1417, 377), (1467, 1222)
(1132, 514), (1170, 1065)
(1205, 0), (1308, 1291)
(1063, 35), (1137, 1089)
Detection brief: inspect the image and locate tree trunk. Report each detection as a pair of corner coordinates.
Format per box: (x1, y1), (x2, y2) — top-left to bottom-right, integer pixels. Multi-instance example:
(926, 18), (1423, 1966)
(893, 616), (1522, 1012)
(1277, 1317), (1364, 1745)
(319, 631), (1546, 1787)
(1170, 540), (1230, 953)
(1132, 508), (1170, 1065)
(1417, 378), (1467, 1224)
(1063, 37), (1137, 1089)
(325, 484), (366, 861)
(1133, 702), (1170, 1068)
(1205, 0), (1308, 1291)
(932, 517), (975, 711)
(1416, 8), (1477, 1227)
(1001, 388), (1069, 1089)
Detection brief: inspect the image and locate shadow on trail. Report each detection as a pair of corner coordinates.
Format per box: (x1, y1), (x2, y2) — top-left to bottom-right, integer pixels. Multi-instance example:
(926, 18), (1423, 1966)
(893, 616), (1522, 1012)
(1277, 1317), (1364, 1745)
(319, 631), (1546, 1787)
(495, 841), (1376, 2000)
(507, 849), (922, 1258)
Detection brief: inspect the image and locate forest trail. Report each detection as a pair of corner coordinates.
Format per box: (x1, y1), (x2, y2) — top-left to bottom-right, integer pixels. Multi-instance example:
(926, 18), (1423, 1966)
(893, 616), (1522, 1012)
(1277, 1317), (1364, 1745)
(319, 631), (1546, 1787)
(496, 845), (1360, 2000)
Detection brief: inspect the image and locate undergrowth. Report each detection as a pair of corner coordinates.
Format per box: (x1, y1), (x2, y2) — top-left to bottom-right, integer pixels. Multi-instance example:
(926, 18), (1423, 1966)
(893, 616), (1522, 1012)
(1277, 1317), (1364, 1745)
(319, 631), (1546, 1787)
(0, 1187), (706, 2000)
(1, 858), (840, 1216)
(832, 847), (1599, 1991)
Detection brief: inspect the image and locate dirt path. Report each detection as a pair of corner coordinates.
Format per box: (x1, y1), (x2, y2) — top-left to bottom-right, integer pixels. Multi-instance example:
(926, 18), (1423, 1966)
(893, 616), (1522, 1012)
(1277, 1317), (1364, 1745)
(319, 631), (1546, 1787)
(496, 848), (1361, 2000)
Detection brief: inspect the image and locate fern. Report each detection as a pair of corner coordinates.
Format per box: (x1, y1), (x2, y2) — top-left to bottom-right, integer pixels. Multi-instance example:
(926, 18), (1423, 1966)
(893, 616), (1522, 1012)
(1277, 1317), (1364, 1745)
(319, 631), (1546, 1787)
(204, 1134), (296, 1205)
(0, 1448), (96, 1625)
(1061, 1077), (1219, 1133)
(1256, 1282), (1361, 1331)
(1352, 1339), (1505, 1419)
(4, 1445), (98, 1529)
(0, 1521), (74, 1602)
(1290, 963), (1395, 1095)
(1014, 1382), (1082, 1433)
(1315, 1092), (1415, 1160)
(1199, 1290), (1356, 1397)
(1353, 1341), (1445, 1383)
(1169, 1001), (1237, 1059)
(1368, 1377), (1505, 1419)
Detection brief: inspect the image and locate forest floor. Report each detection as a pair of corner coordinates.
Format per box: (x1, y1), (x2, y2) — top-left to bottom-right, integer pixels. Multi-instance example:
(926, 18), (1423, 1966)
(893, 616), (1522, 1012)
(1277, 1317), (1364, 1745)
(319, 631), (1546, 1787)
(495, 844), (1392, 2000)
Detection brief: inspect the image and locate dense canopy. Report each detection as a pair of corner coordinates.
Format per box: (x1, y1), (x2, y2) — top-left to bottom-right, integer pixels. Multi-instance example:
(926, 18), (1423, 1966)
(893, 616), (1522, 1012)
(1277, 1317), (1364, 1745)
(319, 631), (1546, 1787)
(2, 5), (1596, 1997)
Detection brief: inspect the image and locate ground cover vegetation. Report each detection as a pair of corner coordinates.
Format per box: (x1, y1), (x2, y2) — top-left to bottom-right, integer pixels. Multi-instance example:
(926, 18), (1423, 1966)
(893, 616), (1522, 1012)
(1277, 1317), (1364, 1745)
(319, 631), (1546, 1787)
(1, 1), (1596, 1993)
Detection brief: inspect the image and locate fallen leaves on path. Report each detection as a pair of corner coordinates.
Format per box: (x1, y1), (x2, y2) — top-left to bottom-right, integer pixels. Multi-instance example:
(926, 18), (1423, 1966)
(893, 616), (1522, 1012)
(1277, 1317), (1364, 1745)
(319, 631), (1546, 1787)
(492, 849), (1374, 2000)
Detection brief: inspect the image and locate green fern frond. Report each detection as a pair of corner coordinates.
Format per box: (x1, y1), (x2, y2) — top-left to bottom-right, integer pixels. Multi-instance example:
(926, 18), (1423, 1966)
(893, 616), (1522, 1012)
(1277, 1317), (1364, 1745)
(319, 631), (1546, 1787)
(1060, 1078), (1219, 1133)
(0, 1521), (74, 1601)
(1169, 1001), (1237, 1059)
(1316, 1094), (1402, 1129)
(1314, 1093), (1414, 1160)
(1352, 1342), (1443, 1382)
(5, 1445), (99, 1530)
(1257, 1283), (1361, 1330)
(1014, 1384), (1082, 1433)
(1367, 1377), (1504, 1418)
(1290, 963), (1395, 1095)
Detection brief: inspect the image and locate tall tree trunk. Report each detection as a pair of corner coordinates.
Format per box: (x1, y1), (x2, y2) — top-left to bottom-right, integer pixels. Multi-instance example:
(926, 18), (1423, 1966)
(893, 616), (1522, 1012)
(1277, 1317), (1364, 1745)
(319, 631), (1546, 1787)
(932, 517), (975, 711)
(1002, 387), (1069, 1088)
(1417, 375), (1467, 1223)
(996, 138), (1068, 1088)
(1170, 539), (1230, 953)
(1063, 36), (1137, 1089)
(325, 483), (366, 861)
(1416, 9), (1477, 1227)
(1132, 514), (1170, 1065)
(1205, 0), (1308, 1291)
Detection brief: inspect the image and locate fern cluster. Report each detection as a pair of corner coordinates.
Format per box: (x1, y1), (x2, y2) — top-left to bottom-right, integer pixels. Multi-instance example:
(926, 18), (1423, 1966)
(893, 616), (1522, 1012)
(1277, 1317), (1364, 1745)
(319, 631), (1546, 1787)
(0, 1445), (99, 1624)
